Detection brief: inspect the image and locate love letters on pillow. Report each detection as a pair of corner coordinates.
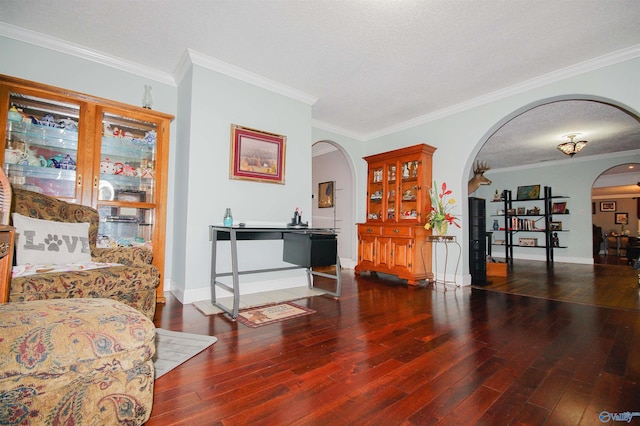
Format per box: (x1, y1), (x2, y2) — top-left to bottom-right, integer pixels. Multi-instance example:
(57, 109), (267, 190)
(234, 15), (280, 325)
(12, 213), (92, 265)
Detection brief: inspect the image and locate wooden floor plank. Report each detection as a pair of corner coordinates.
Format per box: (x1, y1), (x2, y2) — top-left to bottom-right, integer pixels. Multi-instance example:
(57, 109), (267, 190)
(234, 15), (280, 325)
(148, 260), (640, 425)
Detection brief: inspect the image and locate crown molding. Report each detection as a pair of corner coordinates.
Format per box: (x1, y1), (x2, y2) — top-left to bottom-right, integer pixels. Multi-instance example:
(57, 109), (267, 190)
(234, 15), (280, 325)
(0, 22), (176, 86)
(187, 49), (318, 106)
(362, 44), (640, 141)
(173, 49), (193, 87)
(312, 119), (367, 142)
(3, 21), (639, 140)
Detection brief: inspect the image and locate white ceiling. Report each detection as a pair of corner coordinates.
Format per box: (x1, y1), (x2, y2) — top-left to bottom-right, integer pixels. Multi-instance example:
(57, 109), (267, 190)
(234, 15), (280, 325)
(2, 0), (640, 170)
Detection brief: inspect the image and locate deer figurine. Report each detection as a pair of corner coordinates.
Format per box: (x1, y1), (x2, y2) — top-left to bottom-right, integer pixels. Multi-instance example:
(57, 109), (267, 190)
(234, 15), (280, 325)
(468, 161), (492, 194)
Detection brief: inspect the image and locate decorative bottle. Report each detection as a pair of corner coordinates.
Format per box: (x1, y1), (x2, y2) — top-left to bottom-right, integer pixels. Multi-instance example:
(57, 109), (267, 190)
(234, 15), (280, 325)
(142, 85), (153, 109)
(493, 220), (499, 230)
(223, 208), (233, 227)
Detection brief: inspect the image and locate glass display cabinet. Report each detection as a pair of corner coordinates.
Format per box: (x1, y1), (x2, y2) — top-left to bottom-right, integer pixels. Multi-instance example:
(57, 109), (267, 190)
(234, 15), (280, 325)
(356, 143), (436, 285)
(1, 75), (173, 302)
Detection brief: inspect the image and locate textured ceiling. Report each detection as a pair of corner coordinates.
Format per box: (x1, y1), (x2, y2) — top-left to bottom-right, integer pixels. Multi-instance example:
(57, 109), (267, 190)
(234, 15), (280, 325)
(475, 100), (640, 170)
(1, 0), (640, 171)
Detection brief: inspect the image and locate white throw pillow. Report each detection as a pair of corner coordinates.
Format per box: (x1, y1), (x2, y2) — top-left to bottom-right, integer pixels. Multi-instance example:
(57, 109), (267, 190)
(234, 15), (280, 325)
(12, 213), (92, 265)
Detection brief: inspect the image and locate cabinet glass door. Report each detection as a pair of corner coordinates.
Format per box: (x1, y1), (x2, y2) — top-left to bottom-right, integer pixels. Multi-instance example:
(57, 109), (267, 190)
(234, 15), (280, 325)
(97, 111), (157, 246)
(399, 160), (419, 221)
(387, 163), (397, 220)
(368, 166), (384, 220)
(4, 92), (81, 199)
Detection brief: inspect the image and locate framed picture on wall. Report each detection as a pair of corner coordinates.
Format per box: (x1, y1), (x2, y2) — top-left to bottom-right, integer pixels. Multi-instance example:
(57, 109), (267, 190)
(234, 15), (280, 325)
(229, 124), (286, 184)
(615, 212), (628, 225)
(516, 184), (541, 200)
(318, 181), (334, 208)
(600, 201), (616, 212)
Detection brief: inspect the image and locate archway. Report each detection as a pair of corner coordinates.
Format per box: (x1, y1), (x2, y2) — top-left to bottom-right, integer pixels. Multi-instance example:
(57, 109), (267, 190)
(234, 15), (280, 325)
(465, 97), (640, 280)
(312, 140), (358, 268)
(592, 163), (640, 265)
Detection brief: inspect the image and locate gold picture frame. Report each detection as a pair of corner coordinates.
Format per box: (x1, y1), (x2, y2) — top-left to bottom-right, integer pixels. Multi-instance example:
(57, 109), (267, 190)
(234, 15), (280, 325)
(229, 124), (286, 184)
(318, 181), (334, 208)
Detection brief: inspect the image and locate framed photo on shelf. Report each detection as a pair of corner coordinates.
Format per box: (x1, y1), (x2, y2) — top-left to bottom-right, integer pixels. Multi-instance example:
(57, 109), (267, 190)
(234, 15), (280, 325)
(318, 181), (334, 208)
(615, 212), (628, 225)
(229, 124), (286, 184)
(552, 202), (567, 214)
(549, 221), (562, 231)
(600, 201), (616, 212)
(516, 184), (541, 200)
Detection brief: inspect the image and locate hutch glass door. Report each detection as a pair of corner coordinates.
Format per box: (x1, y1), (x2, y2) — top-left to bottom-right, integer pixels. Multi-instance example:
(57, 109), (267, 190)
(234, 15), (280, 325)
(97, 110), (157, 246)
(4, 92), (82, 200)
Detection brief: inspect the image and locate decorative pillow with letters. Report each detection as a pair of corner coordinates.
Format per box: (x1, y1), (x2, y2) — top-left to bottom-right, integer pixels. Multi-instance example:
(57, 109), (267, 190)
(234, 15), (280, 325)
(12, 213), (92, 265)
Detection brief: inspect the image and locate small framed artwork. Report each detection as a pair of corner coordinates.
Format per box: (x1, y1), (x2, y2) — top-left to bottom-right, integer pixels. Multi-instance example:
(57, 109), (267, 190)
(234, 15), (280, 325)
(549, 221), (562, 231)
(615, 212), (628, 225)
(516, 185), (541, 200)
(318, 181), (334, 208)
(229, 124), (286, 184)
(552, 202), (567, 214)
(600, 201), (616, 212)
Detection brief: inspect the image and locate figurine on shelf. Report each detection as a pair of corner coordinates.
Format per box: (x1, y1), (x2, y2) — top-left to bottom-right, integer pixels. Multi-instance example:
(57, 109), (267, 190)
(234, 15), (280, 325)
(402, 163), (410, 179)
(493, 190), (501, 201)
(552, 232), (560, 247)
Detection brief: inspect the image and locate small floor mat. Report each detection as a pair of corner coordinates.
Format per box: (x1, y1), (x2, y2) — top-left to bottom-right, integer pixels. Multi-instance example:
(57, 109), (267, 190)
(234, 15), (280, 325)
(236, 302), (315, 327)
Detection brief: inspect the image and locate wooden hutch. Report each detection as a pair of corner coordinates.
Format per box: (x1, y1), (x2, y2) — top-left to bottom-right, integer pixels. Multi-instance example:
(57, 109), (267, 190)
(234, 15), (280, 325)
(355, 143), (436, 284)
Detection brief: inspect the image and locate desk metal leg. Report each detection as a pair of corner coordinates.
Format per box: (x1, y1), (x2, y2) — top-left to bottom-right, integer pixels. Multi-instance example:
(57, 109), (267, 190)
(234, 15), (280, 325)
(230, 229), (240, 317)
(305, 255), (342, 298)
(210, 228), (218, 305)
(209, 227), (242, 319)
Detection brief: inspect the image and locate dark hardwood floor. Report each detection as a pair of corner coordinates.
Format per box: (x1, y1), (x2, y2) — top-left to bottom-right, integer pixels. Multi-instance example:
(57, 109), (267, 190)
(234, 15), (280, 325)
(149, 261), (640, 425)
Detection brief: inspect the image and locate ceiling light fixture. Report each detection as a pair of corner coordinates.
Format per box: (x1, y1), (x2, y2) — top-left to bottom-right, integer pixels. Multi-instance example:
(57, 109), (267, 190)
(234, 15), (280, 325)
(557, 134), (587, 157)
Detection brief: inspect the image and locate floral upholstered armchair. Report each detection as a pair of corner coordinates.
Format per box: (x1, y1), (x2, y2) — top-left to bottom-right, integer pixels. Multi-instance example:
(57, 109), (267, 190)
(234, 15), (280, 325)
(5, 188), (159, 320)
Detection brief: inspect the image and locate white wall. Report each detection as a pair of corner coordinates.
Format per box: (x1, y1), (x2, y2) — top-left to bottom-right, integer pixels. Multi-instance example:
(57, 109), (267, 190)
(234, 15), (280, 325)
(174, 63), (315, 303)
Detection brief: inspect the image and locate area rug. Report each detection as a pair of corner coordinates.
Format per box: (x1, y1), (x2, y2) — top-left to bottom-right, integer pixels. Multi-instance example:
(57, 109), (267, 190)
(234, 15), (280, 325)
(193, 287), (327, 316)
(236, 302), (315, 328)
(153, 329), (218, 379)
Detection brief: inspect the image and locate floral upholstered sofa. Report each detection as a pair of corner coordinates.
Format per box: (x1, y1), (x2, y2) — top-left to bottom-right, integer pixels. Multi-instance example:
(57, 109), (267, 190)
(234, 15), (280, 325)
(0, 298), (156, 425)
(6, 188), (159, 320)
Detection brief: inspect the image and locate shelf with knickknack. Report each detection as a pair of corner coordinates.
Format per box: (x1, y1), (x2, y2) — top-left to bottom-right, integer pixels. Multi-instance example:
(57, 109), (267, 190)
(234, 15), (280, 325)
(0, 74), (173, 302)
(490, 186), (569, 267)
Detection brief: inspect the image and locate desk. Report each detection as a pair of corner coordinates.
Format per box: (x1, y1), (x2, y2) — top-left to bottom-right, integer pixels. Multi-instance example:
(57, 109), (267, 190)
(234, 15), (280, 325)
(0, 225), (15, 303)
(209, 226), (341, 318)
(424, 235), (461, 289)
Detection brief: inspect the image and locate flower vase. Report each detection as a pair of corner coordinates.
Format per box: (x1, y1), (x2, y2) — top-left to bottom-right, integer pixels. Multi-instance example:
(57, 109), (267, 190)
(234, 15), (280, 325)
(433, 221), (448, 236)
